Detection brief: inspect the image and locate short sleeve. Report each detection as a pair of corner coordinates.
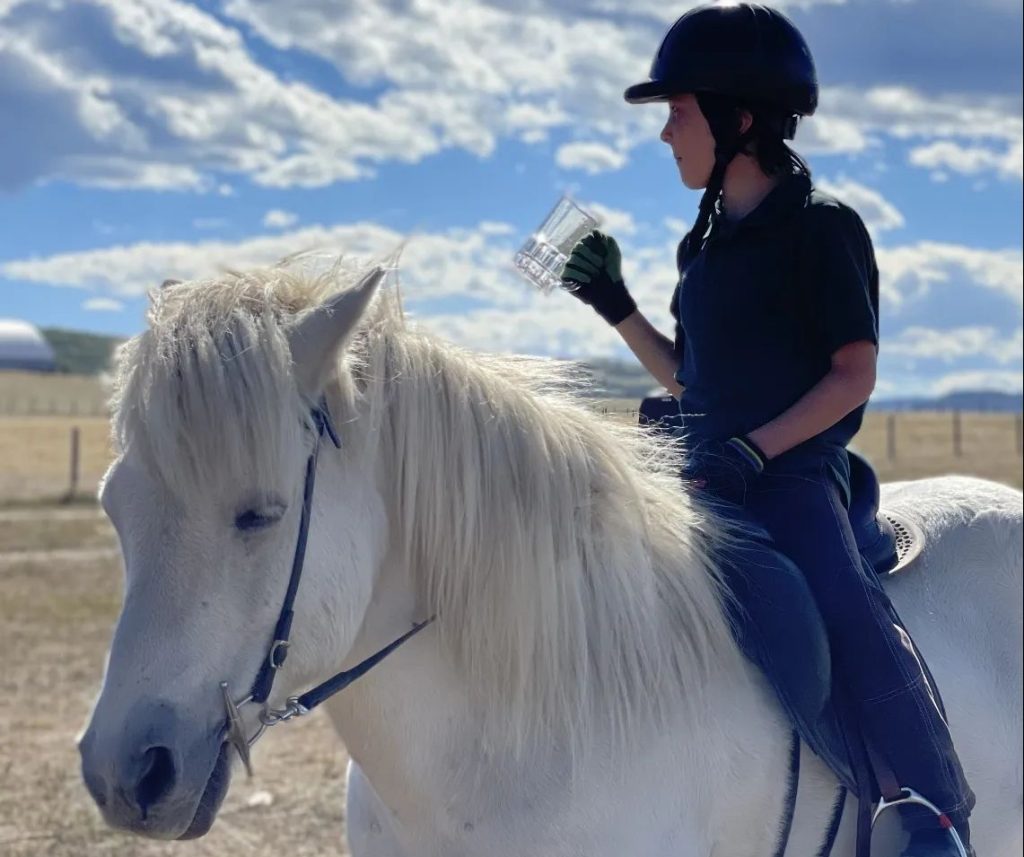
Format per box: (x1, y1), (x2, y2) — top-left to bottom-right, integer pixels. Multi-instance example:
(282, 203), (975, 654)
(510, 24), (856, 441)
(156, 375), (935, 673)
(803, 205), (880, 355)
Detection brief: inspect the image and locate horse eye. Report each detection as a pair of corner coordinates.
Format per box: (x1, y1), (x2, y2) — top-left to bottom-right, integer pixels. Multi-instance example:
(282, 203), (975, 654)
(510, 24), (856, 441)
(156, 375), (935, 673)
(234, 504), (285, 533)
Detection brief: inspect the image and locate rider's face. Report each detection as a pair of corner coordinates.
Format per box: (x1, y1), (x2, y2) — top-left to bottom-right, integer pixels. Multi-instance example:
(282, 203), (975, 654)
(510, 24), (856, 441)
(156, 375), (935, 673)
(660, 94), (715, 190)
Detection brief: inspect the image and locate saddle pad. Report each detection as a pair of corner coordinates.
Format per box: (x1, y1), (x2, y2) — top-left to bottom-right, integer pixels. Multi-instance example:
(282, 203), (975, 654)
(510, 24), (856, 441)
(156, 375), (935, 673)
(880, 511), (924, 575)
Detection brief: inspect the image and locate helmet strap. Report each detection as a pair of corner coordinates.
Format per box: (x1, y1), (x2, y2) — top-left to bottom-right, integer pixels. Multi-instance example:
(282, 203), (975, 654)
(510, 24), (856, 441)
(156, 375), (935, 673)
(678, 125), (755, 272)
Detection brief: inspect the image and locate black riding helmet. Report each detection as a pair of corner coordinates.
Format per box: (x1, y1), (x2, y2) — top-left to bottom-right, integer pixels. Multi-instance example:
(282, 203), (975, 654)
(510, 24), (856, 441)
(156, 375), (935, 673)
(624, 2), (817, 127)
(625, 2), (818, 266)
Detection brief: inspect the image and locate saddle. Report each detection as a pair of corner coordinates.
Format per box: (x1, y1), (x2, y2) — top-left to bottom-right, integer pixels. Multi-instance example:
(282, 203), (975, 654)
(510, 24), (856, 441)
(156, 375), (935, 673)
(637, 395), (922, 575)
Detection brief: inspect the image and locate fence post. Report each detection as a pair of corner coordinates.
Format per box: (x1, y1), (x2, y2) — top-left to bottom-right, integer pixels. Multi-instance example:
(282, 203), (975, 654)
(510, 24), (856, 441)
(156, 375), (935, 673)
(952, 410), (962, 457)
(66, 426), (81, 502)
(886, 413), (897, 461)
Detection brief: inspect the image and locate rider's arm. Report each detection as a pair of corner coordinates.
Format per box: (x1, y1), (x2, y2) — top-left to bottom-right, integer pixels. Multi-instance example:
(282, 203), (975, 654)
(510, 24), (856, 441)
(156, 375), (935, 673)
(614, 310), (684, 398)
(747, 340), (876, 459)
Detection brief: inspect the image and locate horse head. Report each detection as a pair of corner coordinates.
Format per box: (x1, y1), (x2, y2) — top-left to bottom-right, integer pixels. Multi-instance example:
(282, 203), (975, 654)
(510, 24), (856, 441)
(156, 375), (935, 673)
(78, 264), (387, 839)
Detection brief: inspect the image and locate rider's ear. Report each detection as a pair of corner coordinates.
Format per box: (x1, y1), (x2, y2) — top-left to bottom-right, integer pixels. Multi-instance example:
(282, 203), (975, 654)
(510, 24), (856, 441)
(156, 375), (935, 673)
(287, 266), (385, 397)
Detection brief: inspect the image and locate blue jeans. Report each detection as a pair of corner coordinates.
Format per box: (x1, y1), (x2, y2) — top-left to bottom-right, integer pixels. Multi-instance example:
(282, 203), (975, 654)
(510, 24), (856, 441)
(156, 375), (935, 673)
(705, 442), (975, 824)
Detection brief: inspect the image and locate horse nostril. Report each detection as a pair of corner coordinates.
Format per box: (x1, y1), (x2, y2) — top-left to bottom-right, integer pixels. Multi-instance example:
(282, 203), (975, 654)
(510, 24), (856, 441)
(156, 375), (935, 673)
(135, 746), (177, 817)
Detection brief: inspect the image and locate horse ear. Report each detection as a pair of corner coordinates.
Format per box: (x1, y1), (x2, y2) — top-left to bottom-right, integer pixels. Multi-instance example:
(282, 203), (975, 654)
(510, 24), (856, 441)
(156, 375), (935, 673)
(288, 266), (385, 396)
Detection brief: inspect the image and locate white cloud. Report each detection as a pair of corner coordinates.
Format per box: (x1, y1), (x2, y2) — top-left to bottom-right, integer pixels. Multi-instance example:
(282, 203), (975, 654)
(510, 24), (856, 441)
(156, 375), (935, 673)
(581, 202), (637, 236)
(885, 326), (1023, 364)
(82, 297), (124, 312)
(815, 177), (905, 237)
(827, 86), (1022, 146)
(909, 140), (1023, 181)
(0, 224), (404, 297)
(2, 0), (1019, 192)
(0, 213), (663, 356)
(262, 209), (298, 229)
(809, 85), (1023, 180)
(4, 210), (1022, 396)
(795, 112), (874, 156)
(929, 369), (1023, 395)
(0, 0), (450, 190)
(876, 242), (1023, 310)
(556, 142), (628, 174)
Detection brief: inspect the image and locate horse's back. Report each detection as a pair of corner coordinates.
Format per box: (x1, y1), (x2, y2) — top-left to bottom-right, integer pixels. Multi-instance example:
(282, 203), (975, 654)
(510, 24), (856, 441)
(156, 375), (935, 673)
(879, 474), (1022, 855)
(880, 474), (1022, 638)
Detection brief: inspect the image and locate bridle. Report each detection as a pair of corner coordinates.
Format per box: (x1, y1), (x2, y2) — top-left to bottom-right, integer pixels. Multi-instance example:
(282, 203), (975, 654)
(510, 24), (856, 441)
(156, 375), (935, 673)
(219, 399), (433, 777)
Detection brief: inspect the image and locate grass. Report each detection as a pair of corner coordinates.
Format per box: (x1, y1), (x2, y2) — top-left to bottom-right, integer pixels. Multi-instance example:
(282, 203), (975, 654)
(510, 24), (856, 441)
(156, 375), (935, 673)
(853, 411), (1023, 488)
(0, 509), (115, 553)
(0, 371), (109, 417)
(0, 546), (352, 857)
(1, 406), (1021, 506)
(0, 418), (113, 505)
(1, 373), (1020, 502)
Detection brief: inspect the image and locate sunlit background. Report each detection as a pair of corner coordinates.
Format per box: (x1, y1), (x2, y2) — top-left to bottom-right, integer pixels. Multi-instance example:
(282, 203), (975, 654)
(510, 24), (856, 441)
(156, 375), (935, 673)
(1, 0), (1021, 400)
(0, 5), (1021, 854)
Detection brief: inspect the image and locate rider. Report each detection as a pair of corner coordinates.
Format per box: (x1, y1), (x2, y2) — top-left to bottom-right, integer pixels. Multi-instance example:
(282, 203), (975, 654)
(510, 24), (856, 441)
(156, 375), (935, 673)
(560, 4), (975, 855)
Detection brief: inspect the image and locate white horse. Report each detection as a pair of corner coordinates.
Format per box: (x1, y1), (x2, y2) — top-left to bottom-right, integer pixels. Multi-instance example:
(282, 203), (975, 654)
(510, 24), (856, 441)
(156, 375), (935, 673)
(79, 262), (1022, 856)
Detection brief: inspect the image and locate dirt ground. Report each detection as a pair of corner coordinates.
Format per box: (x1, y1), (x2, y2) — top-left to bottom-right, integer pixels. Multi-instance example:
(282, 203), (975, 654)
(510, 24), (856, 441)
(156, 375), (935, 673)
(0, 508), (353, 857)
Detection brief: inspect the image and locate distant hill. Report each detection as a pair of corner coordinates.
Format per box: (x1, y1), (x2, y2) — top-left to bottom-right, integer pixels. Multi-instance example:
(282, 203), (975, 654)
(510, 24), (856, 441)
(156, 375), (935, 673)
(579, 358), (1023, 412)
(39, 328), (124, 375)
(870, 390), (1023, 413)
(576, 357), (663, 399)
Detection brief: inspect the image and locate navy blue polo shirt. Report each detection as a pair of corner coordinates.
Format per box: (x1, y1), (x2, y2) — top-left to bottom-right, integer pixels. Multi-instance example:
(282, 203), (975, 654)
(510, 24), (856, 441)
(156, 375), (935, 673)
(670, 172), (879, 449)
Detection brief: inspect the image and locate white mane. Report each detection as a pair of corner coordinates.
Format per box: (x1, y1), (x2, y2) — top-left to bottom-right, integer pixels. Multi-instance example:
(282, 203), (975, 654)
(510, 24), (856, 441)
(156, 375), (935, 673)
(111, 259), (743, 760)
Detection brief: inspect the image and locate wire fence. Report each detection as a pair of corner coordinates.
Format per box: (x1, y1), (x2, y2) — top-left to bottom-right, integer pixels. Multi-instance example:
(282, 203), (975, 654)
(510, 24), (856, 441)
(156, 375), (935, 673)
(600, 406), (1024, 458)
(0, 397), (109, 417)
(1, 409), (1021, 505)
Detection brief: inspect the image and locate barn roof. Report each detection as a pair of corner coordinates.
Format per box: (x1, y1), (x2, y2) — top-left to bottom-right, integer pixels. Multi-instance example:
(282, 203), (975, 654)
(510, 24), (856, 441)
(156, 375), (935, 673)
(0, 318), (57, 370)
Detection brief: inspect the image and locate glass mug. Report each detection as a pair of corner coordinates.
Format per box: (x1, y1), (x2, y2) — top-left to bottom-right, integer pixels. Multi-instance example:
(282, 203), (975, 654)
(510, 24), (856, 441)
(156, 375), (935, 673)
(513, 196), (602, 294)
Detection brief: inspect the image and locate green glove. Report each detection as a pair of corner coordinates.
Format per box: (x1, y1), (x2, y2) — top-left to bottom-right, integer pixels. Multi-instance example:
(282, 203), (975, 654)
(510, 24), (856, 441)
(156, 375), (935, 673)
(561, 231), (637, 326)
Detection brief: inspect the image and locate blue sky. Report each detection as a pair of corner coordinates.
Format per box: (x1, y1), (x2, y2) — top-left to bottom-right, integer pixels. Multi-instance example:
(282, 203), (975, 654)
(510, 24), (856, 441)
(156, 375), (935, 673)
(1, 0), (1021, 398)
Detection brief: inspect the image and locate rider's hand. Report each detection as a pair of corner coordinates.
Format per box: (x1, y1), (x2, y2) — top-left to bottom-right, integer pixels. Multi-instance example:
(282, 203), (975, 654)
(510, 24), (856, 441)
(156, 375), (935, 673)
(560, 231), (637, 326)
(683, 435), (767, 506)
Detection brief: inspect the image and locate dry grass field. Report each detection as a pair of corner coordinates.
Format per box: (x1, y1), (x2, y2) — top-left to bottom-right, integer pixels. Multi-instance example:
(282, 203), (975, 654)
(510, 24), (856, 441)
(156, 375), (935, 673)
(0, 417), (113, 505)
(1, 373), (1020, 502)
(0, 371), (109, 418)
(0, 512), (353, 857)
(0, 372), (1021, 855)
(597, 398), (1024, 489)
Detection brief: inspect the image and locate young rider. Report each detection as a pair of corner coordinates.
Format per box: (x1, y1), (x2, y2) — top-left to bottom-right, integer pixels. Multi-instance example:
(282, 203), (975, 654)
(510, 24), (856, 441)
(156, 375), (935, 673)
(561, 4), (975, 855)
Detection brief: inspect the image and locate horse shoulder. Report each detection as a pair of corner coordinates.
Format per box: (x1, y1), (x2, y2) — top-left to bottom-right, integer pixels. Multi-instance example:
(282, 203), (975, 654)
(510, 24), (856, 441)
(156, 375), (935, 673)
(346, 760), (408, 857)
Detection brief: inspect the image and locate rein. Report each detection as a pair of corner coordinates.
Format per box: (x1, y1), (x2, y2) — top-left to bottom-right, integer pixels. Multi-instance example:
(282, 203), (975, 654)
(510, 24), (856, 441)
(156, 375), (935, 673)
(220, 399), (433, 776)
(771, 732), (849, 857)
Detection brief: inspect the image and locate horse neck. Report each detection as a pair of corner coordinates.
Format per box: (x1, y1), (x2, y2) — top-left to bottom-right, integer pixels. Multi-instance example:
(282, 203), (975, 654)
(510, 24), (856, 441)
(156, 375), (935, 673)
(356, 337), (748, 753)
(322, 550), (791, 852)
